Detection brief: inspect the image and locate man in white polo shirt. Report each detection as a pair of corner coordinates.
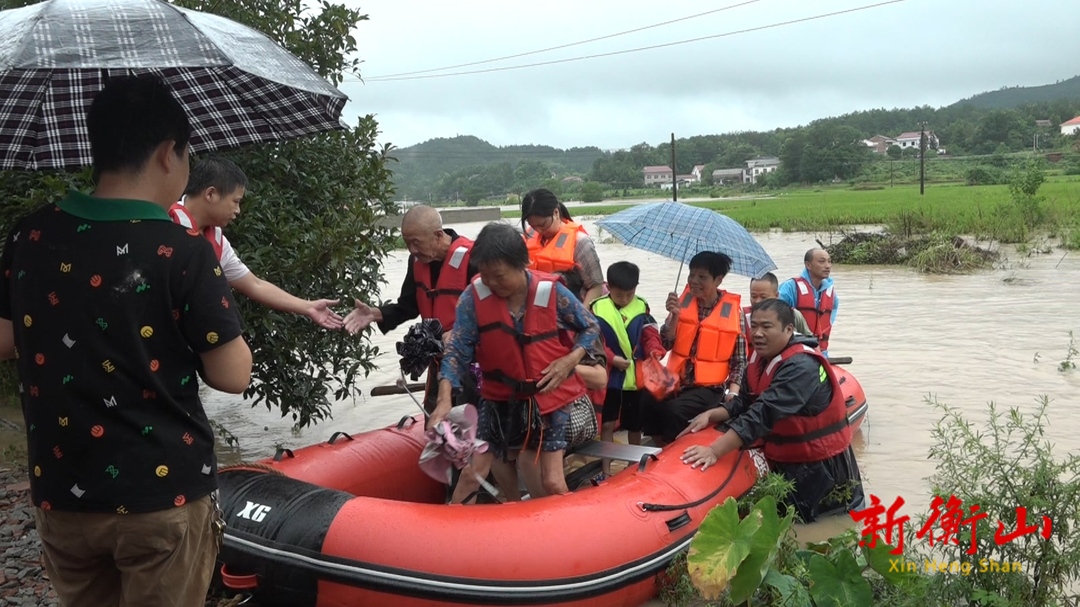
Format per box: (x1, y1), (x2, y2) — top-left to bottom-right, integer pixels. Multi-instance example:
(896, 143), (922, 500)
(171, 157), (343, 329)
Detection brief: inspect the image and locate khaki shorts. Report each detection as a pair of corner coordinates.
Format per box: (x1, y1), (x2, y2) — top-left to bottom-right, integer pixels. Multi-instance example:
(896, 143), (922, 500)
(34, 495), (218, 607)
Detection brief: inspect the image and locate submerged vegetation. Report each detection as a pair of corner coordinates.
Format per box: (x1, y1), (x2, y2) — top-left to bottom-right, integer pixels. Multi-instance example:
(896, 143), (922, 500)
(660, 395), (1080, 607)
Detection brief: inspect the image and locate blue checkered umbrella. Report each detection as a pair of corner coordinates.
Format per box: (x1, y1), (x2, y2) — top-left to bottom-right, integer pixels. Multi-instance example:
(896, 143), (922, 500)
(595, 201), (777, 281)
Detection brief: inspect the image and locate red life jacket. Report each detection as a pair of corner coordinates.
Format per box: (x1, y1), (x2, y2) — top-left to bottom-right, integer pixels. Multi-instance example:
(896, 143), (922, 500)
(742, 306), (754, 356)
(168, 202), (223, 260)
(413, 236), (473, 331)
(745, 343), (852, 464)
(472, 271), (587, 414)
(792, 277), (834, 353)
(586, 342), (615, 417)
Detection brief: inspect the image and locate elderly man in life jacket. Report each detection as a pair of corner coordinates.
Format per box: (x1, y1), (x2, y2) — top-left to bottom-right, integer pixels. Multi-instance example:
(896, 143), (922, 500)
(345, 205), (478, 409)
(642, 252), (746, 447)
(778, 248), (838, 357)
(679, 299), (865, 523)
(432, 222), (604, 502)
(172, 157), (344, 329)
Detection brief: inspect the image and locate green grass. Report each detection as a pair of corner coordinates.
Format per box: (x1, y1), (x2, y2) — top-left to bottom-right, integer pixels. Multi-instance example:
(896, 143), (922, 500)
(503, 178), (1080, 240)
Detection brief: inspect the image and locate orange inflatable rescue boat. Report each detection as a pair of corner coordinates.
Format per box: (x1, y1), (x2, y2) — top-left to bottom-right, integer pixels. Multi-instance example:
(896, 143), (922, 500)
(215, 366), (868, 607)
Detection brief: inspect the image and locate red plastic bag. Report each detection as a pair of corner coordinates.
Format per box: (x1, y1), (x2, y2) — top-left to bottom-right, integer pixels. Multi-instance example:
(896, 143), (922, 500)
(636, 356), (677, 401)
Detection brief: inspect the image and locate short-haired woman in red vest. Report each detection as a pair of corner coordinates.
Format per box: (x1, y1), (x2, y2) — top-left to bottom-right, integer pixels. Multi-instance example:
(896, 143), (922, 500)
(431, 223), (606, 503)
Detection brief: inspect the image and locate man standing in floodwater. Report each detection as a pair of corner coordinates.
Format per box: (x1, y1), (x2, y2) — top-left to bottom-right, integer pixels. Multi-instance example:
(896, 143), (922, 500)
(679, 299), (864, 523)
(779, 248), (838, 357)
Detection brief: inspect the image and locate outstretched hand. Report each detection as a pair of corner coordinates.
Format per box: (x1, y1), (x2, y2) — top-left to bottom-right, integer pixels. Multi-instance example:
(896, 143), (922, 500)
(344, 299), (379, 335)
(306, 299), (344, 330)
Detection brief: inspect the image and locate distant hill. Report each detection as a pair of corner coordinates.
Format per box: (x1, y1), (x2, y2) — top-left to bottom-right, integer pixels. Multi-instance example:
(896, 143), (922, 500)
(390, 135), (605, 200)
(951, 75), (1080, 109)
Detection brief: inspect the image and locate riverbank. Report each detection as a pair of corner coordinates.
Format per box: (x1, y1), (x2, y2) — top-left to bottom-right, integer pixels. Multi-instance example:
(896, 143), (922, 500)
(0, 458), (58, 607)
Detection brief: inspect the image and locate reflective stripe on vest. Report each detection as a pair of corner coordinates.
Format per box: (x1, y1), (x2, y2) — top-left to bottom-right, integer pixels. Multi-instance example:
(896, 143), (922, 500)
(746, 343), (852, 463)
(591, 295), (648, 390)
(472, 271), (586, 414)
(793, 277), (833, 352)
(414, 237), (473, 330)
(666, 287), (742, 386)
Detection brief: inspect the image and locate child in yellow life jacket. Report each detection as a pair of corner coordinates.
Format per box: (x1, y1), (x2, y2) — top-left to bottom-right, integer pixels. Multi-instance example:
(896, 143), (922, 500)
(589, 262), (666, 477)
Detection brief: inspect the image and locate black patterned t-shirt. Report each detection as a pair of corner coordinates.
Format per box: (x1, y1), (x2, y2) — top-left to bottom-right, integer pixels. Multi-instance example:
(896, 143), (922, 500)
(0, 191), (244, 514)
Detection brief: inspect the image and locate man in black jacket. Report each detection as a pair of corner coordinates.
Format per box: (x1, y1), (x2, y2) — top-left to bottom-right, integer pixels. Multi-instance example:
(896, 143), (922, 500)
(678, 299), (865, 523)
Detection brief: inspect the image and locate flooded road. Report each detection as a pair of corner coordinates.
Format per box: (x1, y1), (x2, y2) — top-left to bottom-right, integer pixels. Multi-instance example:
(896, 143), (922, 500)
(204, 216), (1080, 526)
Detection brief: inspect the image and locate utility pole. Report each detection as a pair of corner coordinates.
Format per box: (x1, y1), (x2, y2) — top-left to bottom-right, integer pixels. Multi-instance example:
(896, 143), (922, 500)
(919, 122), (927, 196)
(670, 132), (678, 202)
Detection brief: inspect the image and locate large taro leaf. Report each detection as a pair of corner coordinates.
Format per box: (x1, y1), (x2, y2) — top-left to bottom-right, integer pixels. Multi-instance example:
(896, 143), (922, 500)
(863, 541), (920, 586)
(807, 551), (873, 607)
(728, 496), (794, 604)
(763, 568), (813, 607)
(687, 498), (763, 600)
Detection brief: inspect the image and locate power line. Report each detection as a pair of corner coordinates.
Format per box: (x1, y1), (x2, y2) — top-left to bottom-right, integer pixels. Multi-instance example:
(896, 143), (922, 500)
(361, 0), (763, 80)
(354, 0), (906, 83)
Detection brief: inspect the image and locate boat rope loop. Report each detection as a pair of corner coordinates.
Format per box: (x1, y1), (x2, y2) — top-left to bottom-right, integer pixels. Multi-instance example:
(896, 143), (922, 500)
(638, 450), (746, 512)
(218, 462), (286, 476)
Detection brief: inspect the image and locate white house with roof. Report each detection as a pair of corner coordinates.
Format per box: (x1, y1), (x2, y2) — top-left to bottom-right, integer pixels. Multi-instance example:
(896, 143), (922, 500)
(642, 165), (673, 187)
(743, 157), (780, 184)
(895, 131), (939, 150)
(690, 164), (706, 183)
(1061, 116), (1080, 136)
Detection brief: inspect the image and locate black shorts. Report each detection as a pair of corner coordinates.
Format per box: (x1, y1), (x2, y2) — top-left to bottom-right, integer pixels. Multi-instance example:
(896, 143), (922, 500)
(641, 386), (725, 443)
(601, 389), (643, 432)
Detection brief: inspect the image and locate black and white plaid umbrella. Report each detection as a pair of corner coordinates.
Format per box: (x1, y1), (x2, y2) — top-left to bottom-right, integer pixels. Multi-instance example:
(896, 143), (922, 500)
(0, 0), (350, 170)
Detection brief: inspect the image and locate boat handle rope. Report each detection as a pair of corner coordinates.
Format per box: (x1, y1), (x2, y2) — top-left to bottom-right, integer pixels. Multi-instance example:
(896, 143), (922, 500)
(637, 453), (658, 472)
(327, 431), (354, 444)
(638, 450), (745, 512)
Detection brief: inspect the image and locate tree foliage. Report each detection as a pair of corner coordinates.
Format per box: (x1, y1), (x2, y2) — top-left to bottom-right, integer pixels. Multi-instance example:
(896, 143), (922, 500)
(167, 0), (396, 429)
(0, 0), (397, 429)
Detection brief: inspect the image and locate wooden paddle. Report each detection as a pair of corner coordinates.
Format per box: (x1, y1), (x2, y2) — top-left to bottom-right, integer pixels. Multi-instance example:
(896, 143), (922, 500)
(828, 357), (853, 365)
(371, 382), (425, 397)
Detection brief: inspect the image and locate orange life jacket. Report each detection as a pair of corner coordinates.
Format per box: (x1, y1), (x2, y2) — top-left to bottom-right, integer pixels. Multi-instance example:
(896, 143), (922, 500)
(472, 271), (587, 415)
(524, 220), (586, 274)
(792, 277), (834, 353)
(666, 287), (742, 386)
(745, 343), (852, 464)
(168, 202), (223, 260)
(413, 236), (473, 331)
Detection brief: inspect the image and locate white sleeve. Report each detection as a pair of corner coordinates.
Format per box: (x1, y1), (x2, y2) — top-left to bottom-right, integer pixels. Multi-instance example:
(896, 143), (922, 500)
(219, 233), (250, 283)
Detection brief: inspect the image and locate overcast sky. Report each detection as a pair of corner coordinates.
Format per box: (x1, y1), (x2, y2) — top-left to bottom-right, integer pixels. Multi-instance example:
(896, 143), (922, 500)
(336, 0), (1079, 151)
